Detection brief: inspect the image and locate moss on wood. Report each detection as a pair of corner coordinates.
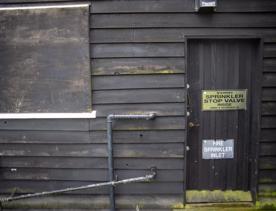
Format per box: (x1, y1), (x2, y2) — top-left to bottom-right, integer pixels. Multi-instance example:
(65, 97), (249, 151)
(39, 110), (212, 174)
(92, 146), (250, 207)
(186, 190), (252, 203)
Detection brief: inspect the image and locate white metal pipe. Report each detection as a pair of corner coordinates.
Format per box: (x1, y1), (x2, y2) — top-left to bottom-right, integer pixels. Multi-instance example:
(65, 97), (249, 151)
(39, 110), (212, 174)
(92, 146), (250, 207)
(0, 171), (156, 203)
(0, 111), (96, 119)
(0, 3), (90, 11)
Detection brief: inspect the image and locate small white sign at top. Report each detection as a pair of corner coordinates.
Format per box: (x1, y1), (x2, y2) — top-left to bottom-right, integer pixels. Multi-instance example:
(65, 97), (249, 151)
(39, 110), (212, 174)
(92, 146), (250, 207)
(202, 2), (216, 7)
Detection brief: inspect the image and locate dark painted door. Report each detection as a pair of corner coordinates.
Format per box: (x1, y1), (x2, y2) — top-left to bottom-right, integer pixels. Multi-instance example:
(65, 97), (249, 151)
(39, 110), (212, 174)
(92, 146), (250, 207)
(186, 39), (258, 190)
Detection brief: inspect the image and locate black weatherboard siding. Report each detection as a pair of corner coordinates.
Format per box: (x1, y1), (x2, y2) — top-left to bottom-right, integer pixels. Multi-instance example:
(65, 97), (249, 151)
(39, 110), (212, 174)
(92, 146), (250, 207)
(0, 0), (275, 210)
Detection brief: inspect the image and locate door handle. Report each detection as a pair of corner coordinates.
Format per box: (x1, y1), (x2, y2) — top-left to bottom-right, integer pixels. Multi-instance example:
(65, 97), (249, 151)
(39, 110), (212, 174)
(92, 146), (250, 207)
(188, 122), (200, 128)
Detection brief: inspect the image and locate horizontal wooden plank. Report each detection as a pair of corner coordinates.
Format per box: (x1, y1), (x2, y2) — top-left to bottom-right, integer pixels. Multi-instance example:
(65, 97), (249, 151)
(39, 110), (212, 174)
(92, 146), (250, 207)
(114, 158), (184, 170)
(265, 37), (276, 43)
(92, 74), (185, 90)
(91, 28), (276, 43)
(0, 119), (90, 131)
(0, 130), (92, 144)
(262, 88), (276, 102)
(261, 129), (276, 142)
(91, 58), (185, 75)
(0, 157), (184, 170)
(0, 195), (182, 210)
(91, 0), (194, 14)
(91, 13), (276, 29)
(260, 157), (276, 170)
(91, 117), (186, 130)
(0, 129), (185, 144)
(91, 43), (184, 58)
(0, 143), (108, 157)
(262, 102), (276, 115)
(0, 209), (170, 211)
(0, 168), (106, 181)
(90, 130), (185, 143)
(217, 0), (276, 12)
(0, 116), (185, 131)
(94, 103), (185, 117)
(0, 209), (169, 211)
(0, 181), (184, 194)
(262, 116), (276, 129)
(260, 143), (276, 156)
(259, 184), (276, 194)
(0, 143), (184, 158)
(91, 0), (276, 13)
(264, 43), (276, 58)
(264, 58), (276, 73)
(259, 170), (276, 184)
(263, 73), (276, 87)
(0, 0), (77, 3)
(0, 209), (128, 211)
(93, 89), (185, 104)
(117, 143), (185, 158)
(0, 168), (184, 182)
(0, 157), (107, 169)
(3, 209), (106, 211)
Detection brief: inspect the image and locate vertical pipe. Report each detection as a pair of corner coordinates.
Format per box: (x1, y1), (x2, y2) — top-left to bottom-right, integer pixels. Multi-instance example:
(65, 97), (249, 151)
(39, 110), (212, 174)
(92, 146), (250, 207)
(107, 113), (156, 211)
(107, 115), (115, 211)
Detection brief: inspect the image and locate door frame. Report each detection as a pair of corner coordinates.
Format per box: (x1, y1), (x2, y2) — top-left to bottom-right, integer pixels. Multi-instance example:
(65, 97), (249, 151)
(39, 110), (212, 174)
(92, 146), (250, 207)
(183, 35), (263, 204)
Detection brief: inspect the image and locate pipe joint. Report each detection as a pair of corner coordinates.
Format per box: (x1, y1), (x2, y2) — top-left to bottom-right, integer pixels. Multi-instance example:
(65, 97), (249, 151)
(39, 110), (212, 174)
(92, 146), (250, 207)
(147, 113), (156, 120)
(150, 167), (157, 179)
(107, 114), (115, 123)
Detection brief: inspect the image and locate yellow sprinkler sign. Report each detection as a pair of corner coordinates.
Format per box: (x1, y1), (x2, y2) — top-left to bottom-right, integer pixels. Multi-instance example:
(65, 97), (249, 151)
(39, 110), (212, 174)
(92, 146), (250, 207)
(202, 90), (247, 111)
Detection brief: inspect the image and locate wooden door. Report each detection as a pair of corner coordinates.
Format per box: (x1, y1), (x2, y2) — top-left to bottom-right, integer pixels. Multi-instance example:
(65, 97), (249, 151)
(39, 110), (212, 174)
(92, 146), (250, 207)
(186, 39), (259, 192)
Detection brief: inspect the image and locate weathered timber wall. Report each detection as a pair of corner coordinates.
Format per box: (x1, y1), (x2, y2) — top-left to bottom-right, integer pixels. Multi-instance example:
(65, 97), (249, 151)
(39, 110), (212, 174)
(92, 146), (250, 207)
(0, 0), (275, 210)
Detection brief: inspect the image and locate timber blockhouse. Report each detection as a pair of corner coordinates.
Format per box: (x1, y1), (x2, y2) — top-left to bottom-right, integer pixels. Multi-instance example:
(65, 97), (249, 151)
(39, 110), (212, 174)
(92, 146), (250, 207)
(0, 0), (276, 210)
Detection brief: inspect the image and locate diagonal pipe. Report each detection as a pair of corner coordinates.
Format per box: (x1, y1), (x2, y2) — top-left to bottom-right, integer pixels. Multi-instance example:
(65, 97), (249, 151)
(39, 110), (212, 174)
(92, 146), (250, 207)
(0, 169), (156, 203)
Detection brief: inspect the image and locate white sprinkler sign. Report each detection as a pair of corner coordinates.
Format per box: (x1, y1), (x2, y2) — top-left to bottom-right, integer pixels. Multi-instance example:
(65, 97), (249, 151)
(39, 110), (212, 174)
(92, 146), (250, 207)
(202, 139), (234, 159)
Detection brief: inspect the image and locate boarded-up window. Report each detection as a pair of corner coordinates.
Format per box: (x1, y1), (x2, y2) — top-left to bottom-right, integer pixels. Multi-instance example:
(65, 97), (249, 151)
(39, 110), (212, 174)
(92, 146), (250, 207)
(0, 4), (91, 112)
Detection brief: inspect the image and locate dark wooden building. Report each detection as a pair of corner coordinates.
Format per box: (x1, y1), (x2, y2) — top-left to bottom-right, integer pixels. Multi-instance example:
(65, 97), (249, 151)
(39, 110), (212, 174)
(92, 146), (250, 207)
(0, 0), (275, 210)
